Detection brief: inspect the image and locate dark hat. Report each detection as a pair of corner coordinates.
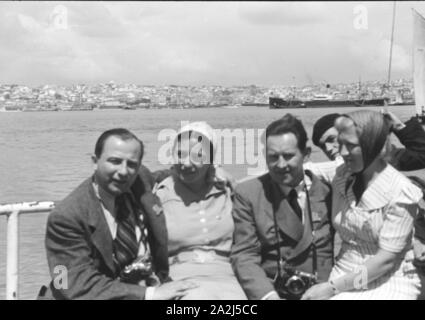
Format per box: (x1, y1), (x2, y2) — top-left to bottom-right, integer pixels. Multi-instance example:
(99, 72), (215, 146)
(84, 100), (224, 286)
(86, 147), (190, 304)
(312, 113), (341, 146)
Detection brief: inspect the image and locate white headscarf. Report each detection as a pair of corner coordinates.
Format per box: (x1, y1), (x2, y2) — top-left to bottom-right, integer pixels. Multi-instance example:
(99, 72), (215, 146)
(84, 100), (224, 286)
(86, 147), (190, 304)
(174, 121), (217, 163)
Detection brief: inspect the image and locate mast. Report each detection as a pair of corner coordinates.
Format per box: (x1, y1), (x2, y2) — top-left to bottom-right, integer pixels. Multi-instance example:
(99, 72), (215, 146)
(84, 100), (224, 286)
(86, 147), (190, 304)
(412, 9), (425, 120)
(387, 2), (397, 87)
(358, 75), (361, 98)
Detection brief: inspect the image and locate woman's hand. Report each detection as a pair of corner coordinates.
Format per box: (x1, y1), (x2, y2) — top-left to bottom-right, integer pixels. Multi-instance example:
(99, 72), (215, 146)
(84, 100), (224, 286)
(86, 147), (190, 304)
(301, 282), (335, 300)
(413, 238), (425, 262)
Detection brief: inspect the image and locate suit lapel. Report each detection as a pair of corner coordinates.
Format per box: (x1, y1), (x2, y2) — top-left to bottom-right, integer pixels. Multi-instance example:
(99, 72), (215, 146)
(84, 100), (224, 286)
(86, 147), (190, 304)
(87, 182), (116, 275)
(287, 196), (313, 260)
(287, 173), (329, 260)
(266, 178), (304, 242)
(140, 192), (168, 247)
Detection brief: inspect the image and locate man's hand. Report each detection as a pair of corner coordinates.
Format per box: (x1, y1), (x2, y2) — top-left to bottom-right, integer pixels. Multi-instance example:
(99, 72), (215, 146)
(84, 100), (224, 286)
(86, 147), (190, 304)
(381, 109), (406, 132)
(152, 280), (198, 300)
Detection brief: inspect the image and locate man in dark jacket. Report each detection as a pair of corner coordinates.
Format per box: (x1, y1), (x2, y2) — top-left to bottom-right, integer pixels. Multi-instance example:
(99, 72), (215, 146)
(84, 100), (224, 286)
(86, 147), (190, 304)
(231, 114), (333, 300)
(38, 128), (195, 300)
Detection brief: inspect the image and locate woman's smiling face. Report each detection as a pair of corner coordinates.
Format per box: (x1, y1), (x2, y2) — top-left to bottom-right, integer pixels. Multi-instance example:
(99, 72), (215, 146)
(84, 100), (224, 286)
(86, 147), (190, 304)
(336, 118), (364, 174)
(173, 132), (212, 186)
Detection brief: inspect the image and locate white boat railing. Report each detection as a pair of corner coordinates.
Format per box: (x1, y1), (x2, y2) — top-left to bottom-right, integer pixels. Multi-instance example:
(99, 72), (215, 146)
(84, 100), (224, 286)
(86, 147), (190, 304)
(0, 201), (55, 300)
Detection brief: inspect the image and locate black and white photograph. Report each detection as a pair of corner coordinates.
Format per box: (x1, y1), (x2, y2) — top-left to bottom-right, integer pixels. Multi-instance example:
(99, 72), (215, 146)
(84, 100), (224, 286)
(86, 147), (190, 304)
(0, 1), (425, 304)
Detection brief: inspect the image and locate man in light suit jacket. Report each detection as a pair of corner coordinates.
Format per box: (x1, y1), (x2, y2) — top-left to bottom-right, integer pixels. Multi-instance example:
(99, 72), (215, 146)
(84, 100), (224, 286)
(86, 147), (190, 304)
(38, 128), (195, 300)
(231, 114), (334, 300)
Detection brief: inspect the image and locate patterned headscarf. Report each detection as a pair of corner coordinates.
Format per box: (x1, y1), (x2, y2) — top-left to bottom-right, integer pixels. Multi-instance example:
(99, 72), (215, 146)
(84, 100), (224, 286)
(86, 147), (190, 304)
(339, 110), (390, 172)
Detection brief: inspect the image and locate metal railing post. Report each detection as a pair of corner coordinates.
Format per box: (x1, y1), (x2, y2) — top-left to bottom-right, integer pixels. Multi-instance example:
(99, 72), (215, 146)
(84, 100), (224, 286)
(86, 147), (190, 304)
(0, 201), (54, 299)
(6, 210), (19, 300)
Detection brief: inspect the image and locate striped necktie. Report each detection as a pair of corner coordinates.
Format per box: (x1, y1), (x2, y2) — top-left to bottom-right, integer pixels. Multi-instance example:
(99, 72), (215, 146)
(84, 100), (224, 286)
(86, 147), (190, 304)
(113, 193), (139, 272)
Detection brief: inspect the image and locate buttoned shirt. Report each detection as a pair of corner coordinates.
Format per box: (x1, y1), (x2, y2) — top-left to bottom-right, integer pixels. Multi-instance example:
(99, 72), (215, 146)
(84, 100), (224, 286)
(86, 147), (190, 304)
(327, 163), (422, 298)
(154, 176), (234, 257)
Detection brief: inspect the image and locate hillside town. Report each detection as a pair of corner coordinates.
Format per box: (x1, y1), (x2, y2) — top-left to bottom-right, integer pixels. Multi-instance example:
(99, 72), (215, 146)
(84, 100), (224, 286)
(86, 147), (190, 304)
(0, 78), (415, 112)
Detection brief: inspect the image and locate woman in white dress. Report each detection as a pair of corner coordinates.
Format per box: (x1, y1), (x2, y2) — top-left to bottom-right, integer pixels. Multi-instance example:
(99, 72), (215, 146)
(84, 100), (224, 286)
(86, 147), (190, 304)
(154, 121), (247, 300)
(302, 110), (422, 299)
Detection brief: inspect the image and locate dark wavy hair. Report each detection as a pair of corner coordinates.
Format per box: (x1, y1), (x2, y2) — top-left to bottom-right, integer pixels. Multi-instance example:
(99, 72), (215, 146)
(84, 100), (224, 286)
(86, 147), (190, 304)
(94, 128), (144, 160)
(265, 113), (308, 151)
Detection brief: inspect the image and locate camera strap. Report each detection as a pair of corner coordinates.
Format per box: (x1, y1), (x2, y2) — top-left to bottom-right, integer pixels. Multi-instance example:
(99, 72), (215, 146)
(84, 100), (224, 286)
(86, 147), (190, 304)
(304, 183), (318, 278)
(272, 198), (284, 279)
(272, 178), (317, 279)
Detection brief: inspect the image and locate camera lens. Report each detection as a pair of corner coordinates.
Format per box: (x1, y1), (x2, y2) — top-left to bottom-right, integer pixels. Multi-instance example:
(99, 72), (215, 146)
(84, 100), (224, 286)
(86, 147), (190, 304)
(287, 276), (306, 295)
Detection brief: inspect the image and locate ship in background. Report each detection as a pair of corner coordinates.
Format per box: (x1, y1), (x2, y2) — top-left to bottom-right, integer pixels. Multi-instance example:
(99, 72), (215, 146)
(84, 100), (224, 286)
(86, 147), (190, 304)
(269, 69), (390, 109)
(269, 93), (389, 109)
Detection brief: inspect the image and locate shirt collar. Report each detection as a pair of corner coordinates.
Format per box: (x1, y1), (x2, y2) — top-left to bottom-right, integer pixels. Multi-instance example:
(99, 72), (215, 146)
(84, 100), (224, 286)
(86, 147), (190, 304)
(278, 173), (312, 197)
(154, 175), (226, 202)
(334, 163), (422, 210)
(92, 179), (108, 204)
(92, 177), (136, 210)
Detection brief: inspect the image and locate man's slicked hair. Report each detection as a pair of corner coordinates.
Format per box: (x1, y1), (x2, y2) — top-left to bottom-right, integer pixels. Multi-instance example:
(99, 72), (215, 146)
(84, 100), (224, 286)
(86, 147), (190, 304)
(265, 113), (308, 151)
(94, 128), (144, 160)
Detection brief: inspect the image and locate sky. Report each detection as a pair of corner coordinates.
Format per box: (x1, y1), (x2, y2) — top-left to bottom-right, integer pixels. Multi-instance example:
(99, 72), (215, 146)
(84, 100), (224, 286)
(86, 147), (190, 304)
(1, 1), (425, 87)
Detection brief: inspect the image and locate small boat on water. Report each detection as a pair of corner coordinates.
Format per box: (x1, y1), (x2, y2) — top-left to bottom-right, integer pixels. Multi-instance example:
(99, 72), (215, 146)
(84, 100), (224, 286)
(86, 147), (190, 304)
(222, 104), (241, 109)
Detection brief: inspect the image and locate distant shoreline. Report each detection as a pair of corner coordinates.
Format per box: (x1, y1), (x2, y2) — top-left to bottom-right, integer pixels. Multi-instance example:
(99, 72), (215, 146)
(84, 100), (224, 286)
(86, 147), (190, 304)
(1, 103), (418, 113)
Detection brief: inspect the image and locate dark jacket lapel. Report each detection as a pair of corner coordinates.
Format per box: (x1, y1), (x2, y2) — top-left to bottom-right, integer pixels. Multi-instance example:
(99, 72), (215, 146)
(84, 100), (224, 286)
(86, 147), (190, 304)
(287, 197), (313, 260)
(263, 175), (304, 242)
(86, 180), (116, 275)
(287, 172), (328, 260)
(139, 192), (170, 282)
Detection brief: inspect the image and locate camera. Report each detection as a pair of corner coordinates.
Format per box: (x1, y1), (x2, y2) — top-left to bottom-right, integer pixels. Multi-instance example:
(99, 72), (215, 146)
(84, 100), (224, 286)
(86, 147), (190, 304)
(274, 264), (317, 300)
(120, 255), (153, 284)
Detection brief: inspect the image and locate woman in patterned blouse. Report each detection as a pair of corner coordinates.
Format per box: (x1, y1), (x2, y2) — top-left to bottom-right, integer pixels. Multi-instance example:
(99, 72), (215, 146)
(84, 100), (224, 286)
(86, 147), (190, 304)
(303, 110), (422, 299)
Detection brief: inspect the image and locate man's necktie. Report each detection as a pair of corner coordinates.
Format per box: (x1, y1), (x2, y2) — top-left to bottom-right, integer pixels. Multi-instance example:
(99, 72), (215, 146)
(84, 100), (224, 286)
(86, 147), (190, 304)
(113, 193), (139, 272)
(288, 189), (303, 221)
